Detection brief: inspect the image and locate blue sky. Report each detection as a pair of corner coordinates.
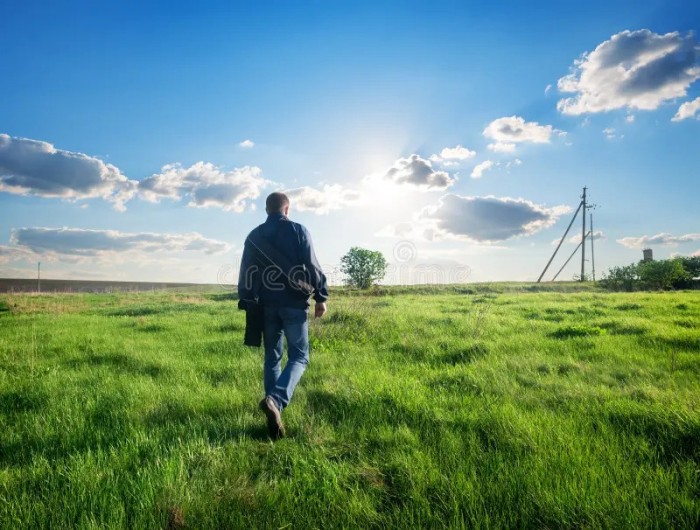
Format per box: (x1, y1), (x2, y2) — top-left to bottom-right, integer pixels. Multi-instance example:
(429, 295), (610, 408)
(1, 0), (699, 284)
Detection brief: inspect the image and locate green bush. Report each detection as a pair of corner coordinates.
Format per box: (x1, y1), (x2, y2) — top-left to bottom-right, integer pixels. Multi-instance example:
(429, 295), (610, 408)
(675, 256), (700, 278)
(637, 259), (690, 290)
(601, 257), (696, 291)
(600, 264), (640, 291)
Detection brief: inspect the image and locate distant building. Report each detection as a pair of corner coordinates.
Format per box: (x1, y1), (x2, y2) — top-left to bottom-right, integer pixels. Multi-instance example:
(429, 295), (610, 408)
(643, 248), (653, 262)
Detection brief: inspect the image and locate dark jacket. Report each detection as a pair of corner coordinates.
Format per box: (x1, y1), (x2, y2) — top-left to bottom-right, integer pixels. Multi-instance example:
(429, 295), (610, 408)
(238, 212), (329, 309)
(238, 298), (264, 347)
(237, 213), (329, 346)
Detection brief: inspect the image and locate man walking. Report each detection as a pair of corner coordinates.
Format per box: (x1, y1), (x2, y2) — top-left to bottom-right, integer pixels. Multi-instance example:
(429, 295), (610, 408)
(238, 192), (329, 439)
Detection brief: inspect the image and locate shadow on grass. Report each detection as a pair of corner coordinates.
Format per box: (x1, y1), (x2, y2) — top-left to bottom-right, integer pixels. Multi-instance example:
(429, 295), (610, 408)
(203, 367), (240, 386)
(389, 342), (488, 365)
(390, 343), (427, 361)
(440, 343), (489, 365)
(133, 322), (168, 333)
(603, 406), (700, 464)
(107, 304), (199, 317)
(0, 397), (272, 466)
(615, 303), (643, 311)
(0, 388), (48, 416)
(0, 392), (134, 466)
(215, 322), (244, 333)
(108, 306), (163, 317)
(658, 336), (700, 352)
(598, 321), (648, 336)
(324, 310), (370, 330)
(145, 401), (271, 443)
(306, 389), (446, 440)
(307, 389), (535, 460)
(65, 353), (169, 378)
(429, 373), (492, 397)
(550, 325), (606, 339)
(638, 335), (700, 353)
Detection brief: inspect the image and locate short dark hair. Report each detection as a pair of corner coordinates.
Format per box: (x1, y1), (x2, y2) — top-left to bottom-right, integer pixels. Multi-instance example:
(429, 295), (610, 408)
(266, 192), (290, 213)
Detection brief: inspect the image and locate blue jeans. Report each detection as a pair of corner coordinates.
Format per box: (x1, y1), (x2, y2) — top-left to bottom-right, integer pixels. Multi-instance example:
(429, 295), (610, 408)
(263, 306), (309, 411)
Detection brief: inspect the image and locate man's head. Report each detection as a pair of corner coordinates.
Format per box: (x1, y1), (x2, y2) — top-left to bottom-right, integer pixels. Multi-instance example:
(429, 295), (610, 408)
(265, 192), (290, 216)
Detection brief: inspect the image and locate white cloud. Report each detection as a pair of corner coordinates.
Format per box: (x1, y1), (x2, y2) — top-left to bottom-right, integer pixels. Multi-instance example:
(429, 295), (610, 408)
(568, 230), (606, 244)
(626, 114), (636, 123)
(693, 249), (700, 257)
(375, 222), (416, 238)
(672, 96), (700, 121)
(239, 139), (255, 148)
(284, 184), (360, 214)
(545, 84), (553, 95)
(603, 127), (623, 140)
(487, 142), (516, 153)
(0, 265), (37, 278)
(0, 134), (137, 211)
(5, 227), (231, 264)
(557, 29), (700, 115)
(483, 116), (556, 152)
(505, 158), (522, 170)
(138, 162), (267, 212)
(0, 244), (34, 264)
(617, 232), (700, 248)
(471, 160), (497, 178)
(373, 154), (455, 190)
(421, 194), (570, 242)
(429, 145), (476, 165)
(0, 134), (272, 214)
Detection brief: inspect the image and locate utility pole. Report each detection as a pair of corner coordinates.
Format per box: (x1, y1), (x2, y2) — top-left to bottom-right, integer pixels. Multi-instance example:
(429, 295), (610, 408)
(580, 186), (587, 281)
(37, 262), (41, 293)
(590, 213), (595, 281)
(537, 186), (600, 283)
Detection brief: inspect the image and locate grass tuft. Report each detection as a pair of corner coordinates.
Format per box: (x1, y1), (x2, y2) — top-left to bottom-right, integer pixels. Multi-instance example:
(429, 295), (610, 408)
(550, 324), (607, 339)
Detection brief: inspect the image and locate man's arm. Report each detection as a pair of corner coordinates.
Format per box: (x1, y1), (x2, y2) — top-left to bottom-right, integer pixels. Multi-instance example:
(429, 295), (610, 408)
(237, 237), (259, 304)
(299, 226), (328, 316)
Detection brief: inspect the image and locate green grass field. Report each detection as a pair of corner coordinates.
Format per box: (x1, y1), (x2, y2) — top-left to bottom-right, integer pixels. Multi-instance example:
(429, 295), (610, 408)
(1, 285), (698, 529)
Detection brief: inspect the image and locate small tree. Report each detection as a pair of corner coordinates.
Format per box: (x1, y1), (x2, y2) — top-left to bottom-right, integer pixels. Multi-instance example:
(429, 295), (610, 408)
(340, 247), (388, 289)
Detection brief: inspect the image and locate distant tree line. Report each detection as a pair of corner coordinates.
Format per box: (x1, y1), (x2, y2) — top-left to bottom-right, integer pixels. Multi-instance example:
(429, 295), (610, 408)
(600, 256), (700, 291)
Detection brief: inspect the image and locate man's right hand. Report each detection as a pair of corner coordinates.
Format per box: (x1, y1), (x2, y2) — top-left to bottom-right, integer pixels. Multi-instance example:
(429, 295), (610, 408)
(314, 302), (327, 319)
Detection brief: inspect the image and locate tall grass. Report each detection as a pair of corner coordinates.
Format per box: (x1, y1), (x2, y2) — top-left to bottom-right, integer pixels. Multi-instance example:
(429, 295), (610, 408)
(0, 287), (698, 528)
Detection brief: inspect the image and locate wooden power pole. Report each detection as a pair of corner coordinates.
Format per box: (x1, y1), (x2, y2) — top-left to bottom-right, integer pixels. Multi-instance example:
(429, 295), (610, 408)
(590, 213), (595, 281)
(538, 186), (598, 283)
(580, 187), (587, 281)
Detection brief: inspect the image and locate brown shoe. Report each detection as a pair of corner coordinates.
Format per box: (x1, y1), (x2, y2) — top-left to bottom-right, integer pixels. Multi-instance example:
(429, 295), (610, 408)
(259, 396), (285, 439)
